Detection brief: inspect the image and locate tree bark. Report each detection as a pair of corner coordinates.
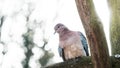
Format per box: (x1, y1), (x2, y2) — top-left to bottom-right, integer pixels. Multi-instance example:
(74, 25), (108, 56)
(46, 56), (120, 68)
(75, 0), (111, 68)
(109, 0), (120, 55)
(46, 57), (92, 68)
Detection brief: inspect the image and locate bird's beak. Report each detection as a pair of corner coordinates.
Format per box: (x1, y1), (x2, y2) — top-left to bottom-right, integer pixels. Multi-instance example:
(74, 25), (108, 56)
(54, 31), (56, 34)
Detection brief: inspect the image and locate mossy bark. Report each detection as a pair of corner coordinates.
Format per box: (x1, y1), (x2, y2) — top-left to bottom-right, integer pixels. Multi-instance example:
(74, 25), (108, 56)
(75, 0), (111, 68)
(46, 57), (93, 68)
(109, 0), (120, 55)
(46, 56), (120, 68)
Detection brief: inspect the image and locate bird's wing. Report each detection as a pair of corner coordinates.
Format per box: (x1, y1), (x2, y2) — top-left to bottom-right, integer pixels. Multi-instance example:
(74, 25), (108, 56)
(58, 46), (66, 61)
(78, 32), (89, 56)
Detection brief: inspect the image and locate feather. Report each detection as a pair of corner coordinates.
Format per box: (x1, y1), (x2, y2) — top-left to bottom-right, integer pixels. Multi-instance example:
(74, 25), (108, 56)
(58, 46), (66, 61)
(79, 32), (89, 56)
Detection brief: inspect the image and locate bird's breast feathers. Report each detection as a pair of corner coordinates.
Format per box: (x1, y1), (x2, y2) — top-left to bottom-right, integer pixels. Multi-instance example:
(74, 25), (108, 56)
(59, 31), (81, 48)
(59, 31), (86, 59)
(62, 43), (86, 60)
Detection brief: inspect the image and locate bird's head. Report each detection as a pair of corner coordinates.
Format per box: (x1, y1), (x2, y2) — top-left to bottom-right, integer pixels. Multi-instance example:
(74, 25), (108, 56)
(54, 23), (68, 34)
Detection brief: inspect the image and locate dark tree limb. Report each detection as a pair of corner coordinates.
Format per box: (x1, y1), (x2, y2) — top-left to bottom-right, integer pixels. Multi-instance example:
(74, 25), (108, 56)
(46, 56), (120, 68)
(75, 0), (111, 68)
(46, 57), (92, 68)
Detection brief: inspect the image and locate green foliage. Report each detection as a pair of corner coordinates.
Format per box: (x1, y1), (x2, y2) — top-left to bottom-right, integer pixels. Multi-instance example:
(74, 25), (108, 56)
(39, 50), (54, 67)
(22, 29), (34, 47)
(22, 28), (54, 68)
(22, 29), (34, 68)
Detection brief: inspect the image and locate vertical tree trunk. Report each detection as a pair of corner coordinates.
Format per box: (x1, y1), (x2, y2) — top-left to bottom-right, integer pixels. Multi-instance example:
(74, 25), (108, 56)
(75, 0), (111, 68)
(109, 0), (120, 55)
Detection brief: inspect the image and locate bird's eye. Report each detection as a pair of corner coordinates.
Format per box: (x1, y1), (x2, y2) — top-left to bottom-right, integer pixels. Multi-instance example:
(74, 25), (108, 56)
(58, 26), (60, 28)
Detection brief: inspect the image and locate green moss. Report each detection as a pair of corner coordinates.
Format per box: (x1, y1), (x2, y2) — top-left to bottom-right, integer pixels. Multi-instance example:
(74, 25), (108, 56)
(45, 57), (93, 68)
(109, 0), (120, 55)
(46, 56), (120, 68)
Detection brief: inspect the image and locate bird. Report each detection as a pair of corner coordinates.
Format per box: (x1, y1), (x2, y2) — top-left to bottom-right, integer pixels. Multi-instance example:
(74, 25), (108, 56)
(54, 23), (89, 61)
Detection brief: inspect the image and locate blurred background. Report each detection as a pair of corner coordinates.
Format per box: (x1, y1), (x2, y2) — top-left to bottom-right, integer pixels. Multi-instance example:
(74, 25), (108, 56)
(0, 0), (110, 68)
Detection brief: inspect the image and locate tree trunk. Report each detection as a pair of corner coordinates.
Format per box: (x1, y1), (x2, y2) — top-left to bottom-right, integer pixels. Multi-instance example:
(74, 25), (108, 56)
(109, 0), (120, 55)
(75, 0), (111, 68)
